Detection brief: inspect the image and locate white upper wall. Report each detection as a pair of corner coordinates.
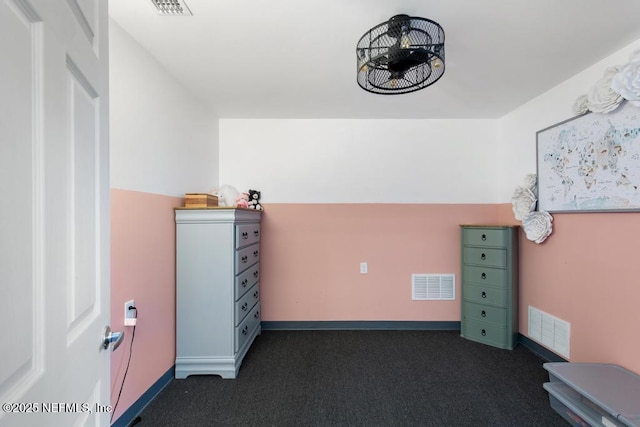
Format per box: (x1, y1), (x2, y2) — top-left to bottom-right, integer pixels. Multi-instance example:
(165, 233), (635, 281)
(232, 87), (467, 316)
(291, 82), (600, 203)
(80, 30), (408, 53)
(219, 119), (500, 203)
(219, 36), (640, 205)
(499, 39), (640, 201)
(109, 15), (640, 204)
(109, 19), (218, 197)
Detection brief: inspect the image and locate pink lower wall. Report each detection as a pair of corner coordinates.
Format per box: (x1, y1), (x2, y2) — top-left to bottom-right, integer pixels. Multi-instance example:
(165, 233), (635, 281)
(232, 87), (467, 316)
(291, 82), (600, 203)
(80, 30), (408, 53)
(259, 203), (501, 321)
(110, 189), (182, 422)
(497, 204), (640, 374)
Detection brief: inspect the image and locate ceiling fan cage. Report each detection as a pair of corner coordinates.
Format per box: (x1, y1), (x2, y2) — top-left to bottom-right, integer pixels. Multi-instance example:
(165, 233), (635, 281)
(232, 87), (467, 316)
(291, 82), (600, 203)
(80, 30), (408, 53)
(357, 15), (445, 94)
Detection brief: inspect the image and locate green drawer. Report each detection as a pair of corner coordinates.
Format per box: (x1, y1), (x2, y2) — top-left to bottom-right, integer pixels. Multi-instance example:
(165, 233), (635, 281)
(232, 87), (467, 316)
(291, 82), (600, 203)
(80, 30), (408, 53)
(462, 301), (507, 326)
(463, 283), (507, 307)
(462, 319), (508, 349)
(462, 228), (507, 247)
(462, 247), (506, 268)
(462, 265), (507, 287)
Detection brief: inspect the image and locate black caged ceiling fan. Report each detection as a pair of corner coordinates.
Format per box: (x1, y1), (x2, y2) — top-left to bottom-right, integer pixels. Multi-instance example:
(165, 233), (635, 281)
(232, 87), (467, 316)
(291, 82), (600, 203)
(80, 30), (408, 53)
(356, 14), (445, 95)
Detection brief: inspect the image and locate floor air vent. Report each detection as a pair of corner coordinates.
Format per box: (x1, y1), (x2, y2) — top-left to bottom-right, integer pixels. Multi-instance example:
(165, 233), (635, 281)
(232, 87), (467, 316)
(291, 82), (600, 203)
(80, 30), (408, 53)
(412, 274), (455, 300)
(150, 0), (192, 16)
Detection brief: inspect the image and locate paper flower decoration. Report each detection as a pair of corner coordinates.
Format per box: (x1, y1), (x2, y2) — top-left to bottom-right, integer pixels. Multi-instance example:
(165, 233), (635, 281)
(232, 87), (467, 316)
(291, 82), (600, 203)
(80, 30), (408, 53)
(511, 186), (537, 221)
(572, 94), (589, 115)
(523, 173), (537, 195)
(587, 67), (624, 113)
(522, 211), (553, 244)
(611, 50), (640, 107)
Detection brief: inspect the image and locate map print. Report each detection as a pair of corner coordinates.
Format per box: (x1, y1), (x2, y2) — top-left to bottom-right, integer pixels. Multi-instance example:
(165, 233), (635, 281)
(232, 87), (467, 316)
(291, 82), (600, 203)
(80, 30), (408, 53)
(537, 101), (640, 212)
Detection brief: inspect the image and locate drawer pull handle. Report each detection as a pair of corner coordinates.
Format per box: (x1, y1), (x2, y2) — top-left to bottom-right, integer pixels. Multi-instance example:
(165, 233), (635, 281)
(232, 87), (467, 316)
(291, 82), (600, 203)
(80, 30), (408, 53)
(254, 230), (260, 237)
(242, 279), (248, 287)
(241, 255), (248, 263)
(253, 270), (259, 278)
(481, 234), (487, 241)
(253, 291), (259, 298)
(242, 232), (248, 239)
(242, 325), (248, 335)
(480, 253), (486, 260)
(242, 302), (248, 311)
(254, 311), (260, 319)
(481, 273), (486, 279)
(253, 250), (259, 257)
(481, 291), (487, 298)
(481, 329), (486, 336)
(481, 310), (486, 317)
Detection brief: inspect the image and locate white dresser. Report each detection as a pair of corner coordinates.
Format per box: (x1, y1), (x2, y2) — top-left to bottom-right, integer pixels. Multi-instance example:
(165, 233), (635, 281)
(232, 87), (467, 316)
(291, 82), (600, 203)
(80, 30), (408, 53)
(175, 208), (262, 379)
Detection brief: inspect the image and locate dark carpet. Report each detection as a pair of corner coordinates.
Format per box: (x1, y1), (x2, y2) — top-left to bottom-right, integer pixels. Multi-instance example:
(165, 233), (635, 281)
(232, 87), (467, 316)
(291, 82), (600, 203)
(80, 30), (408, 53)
(135, 330), (565, 427)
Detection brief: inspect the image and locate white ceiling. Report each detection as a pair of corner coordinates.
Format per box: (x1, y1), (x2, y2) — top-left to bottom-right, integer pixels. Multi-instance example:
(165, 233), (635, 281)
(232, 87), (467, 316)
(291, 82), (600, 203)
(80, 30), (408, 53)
(108, 0), (640, 119)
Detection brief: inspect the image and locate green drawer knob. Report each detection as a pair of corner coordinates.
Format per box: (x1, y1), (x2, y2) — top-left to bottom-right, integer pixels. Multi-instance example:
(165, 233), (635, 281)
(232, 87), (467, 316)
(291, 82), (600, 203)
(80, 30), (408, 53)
(481, 253), (486, 260)
(481, 310), (486, 317)
(481, 272), (486, 279)
(481, 234), (487, 241)
(481, 329), (486, 336)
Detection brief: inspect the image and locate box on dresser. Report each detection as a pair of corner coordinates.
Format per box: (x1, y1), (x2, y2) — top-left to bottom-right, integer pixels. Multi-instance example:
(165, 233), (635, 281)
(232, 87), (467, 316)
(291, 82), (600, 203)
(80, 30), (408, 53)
(183, 193), (218, 208)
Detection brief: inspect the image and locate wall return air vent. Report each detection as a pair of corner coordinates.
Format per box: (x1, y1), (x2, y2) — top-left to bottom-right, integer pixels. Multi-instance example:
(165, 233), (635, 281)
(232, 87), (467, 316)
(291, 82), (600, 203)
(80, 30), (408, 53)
(150, 0), (192, 16)
(412, 274), (455, 301)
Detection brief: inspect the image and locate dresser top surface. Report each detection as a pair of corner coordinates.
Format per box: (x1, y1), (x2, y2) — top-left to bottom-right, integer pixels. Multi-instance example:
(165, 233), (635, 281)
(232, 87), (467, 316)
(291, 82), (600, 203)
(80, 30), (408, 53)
(460, 224), (519, 228)
(175, 207), (261, 223)
(175, 207), (259, 211)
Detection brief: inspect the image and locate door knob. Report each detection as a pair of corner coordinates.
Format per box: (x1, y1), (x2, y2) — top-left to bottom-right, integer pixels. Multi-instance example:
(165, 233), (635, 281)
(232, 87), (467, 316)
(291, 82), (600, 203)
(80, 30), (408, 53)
(102, 326), (125, 351)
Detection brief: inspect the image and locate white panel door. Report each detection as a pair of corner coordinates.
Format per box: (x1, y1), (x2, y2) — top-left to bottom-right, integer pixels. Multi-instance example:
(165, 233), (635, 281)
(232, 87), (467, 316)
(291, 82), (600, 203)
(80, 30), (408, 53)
(0, 0), (111, 426)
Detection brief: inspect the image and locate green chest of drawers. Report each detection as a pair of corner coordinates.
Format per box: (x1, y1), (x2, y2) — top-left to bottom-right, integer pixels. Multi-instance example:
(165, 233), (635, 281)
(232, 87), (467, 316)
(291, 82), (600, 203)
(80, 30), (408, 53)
(460, 225), (519, 350)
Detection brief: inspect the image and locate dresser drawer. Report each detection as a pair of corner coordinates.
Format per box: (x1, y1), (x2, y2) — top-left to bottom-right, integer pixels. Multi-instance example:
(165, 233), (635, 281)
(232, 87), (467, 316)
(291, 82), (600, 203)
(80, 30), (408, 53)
(235, 302), (261, 353)
(463, 301), (507, 326)
(235, 243), (260, 273)
(463, 284), (506, 307)
(462, 320), (508, 348)
(462, 265), (507, 287)
(235, 224), (261, 249)
(235, 283), (259, 326)
(462, 247), (506, 268)
(462, 228), (507, 247)
(235, 263), (260, 300)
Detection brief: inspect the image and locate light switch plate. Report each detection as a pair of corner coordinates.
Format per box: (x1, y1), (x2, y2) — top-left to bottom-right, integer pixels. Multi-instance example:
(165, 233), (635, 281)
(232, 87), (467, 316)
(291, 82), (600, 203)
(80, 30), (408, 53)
(360, 262), (368, 274)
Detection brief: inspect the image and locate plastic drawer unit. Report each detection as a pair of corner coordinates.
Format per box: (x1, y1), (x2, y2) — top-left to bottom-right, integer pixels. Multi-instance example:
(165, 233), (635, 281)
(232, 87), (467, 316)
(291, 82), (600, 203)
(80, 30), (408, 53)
(543, 362), (640, 427)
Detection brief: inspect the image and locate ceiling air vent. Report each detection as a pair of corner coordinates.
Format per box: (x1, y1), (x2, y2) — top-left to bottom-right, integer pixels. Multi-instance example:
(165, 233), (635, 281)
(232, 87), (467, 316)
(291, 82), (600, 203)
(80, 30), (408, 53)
(412, 274), (455, 301)
(150, 0), (192, 16)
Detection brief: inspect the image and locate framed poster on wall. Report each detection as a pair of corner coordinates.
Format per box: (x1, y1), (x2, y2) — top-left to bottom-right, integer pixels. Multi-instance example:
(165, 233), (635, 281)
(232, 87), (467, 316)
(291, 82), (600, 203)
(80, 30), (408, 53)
(536, 101), (640, 212)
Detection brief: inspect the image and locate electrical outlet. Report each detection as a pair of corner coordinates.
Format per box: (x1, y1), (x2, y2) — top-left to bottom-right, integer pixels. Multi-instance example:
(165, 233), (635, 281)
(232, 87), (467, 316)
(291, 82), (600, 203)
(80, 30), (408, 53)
(124, 299), (136, 326)
(360, 262), (368, 274)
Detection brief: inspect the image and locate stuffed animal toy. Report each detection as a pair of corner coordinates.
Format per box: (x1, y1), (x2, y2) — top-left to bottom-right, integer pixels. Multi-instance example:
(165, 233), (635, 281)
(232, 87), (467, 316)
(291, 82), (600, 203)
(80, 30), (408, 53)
(247, 189), (263, 211)
(235, 192), (249, 208)
(212, 184), (240, 207)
